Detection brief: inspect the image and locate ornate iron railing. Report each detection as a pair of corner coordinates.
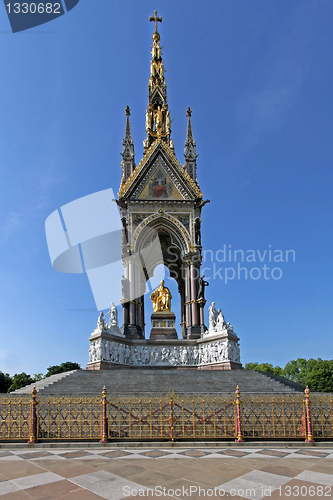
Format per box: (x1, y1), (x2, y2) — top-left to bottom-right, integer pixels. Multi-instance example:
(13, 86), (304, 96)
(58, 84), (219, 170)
(240, 394), (306, 439)
(0, 386), (332, 442)
(106, 395), (236, 441)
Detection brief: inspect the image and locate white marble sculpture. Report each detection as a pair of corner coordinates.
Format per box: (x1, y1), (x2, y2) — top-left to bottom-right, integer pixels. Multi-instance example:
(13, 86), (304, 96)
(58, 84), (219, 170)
(88, 338), (240, 367)
(106, 302), (118, 327)
(93, 305), (123, 337)
(97, 312), (106, 332)
(205, 302), (233, 336)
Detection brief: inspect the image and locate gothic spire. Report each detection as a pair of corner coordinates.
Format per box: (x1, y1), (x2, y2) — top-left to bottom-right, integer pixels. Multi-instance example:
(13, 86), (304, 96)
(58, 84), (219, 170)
(184, 107), (198, 181)
(143, 11), (173, 152)
(121, 106), (135, 183)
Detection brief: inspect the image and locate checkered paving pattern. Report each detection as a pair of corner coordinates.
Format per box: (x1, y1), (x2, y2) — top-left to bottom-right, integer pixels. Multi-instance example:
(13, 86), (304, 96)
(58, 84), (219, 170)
(0, 447), (333, 499)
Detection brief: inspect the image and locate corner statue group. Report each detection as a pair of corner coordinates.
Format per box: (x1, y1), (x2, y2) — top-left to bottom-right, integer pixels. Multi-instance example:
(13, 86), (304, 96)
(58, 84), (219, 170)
(150, 280), (172, 312)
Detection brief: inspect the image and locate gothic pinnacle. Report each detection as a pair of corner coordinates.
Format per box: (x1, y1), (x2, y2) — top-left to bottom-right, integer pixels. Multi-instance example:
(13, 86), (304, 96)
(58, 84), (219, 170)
(186, 107), (193, 141)
(121, 106), (135, 183)
(184, 107), (197, 181)
(144, 10), (171, 150)
(124, 106), (133, 142)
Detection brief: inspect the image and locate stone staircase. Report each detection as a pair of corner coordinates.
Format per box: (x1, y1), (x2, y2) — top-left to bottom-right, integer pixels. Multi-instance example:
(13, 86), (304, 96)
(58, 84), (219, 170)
(11, 369), (305, 395)
(11, 370), (78, 394)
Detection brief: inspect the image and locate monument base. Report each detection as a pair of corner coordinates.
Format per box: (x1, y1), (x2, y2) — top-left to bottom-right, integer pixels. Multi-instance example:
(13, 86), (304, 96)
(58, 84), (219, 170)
(150, 311), (178, 340)
(88, 330), (241, 370)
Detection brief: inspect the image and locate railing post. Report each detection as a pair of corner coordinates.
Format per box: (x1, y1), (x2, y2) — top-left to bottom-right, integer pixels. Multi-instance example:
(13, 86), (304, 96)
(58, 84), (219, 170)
(170, 397), (175, 442)
(100, 386), (109, 443)
(235, 385), (244, 442)
(304, 386), (314, 442)
(28, 387), (38, 443)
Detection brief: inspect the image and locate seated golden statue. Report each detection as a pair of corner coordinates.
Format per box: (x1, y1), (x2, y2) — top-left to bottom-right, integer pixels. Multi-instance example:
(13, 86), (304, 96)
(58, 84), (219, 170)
(151, 280), (172, 312)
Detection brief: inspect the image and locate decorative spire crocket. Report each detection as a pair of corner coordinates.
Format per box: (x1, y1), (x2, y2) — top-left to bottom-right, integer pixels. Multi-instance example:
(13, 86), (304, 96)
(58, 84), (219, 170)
(184, 107), (198, 181)
(121, 105), (136, 183)
(143, 11), (173, 152)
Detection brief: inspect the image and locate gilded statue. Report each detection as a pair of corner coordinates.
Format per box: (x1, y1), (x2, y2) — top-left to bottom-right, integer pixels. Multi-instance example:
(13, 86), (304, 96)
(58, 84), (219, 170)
(154, 106), (163, 133)
(151, 280), (172, 312)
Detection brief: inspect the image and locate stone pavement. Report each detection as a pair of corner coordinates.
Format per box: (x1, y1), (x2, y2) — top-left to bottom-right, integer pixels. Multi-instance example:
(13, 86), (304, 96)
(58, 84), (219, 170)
(0, 446), (333, 499)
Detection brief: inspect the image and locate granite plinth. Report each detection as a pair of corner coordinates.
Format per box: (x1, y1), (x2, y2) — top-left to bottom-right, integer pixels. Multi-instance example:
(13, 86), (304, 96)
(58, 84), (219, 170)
(149, 311), (178, 340)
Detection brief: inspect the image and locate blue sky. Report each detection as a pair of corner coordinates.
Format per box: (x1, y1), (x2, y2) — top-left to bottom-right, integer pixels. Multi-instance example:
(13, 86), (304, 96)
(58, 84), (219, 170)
(0, 0), (333, 376)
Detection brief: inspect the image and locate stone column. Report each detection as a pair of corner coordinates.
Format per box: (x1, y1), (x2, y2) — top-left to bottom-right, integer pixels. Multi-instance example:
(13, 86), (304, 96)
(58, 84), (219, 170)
(141, 294), (145, 335)
(190, 263), (199, 326)
(185, 254), (202, 339)
(180, 289), (185, 339)
(184, 265), (191, 336)
(122, 263), (130, 329)
(129, 262), (136, 325)
(123, 258), (144, 339)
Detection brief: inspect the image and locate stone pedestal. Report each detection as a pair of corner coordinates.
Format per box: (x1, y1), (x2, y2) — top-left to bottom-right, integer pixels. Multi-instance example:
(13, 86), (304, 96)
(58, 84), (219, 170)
(87, 300), (242, 370)
(149, 312), (178, 340)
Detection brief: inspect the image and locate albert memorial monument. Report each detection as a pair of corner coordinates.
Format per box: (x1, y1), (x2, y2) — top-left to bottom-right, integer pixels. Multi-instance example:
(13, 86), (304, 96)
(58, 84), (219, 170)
(87, 12), (241, 371)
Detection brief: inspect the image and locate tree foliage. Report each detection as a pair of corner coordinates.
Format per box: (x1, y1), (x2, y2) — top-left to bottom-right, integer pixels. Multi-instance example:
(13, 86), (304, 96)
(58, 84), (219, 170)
(283, 358), (317, 386)
(245, 358), (333, 392)
(244, 362), (284, 377)
(7, 373), (34, 392)
(0, 371), (12, 393)
(2, 362), (80, 393)
(307, 360), (333, 392)
(45, 362), (80, 378)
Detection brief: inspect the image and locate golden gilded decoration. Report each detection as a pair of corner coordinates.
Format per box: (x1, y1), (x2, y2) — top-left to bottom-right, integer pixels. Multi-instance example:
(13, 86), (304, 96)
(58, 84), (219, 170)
(150, 280), (172, 312)
(0, 389), (333, 442)
(118, 139), (203, 199)
(149, 10), (162, 33)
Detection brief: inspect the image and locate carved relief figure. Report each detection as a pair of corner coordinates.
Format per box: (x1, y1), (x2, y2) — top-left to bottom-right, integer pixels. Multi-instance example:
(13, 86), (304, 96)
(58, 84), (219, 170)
(95, 341), (102, 361)
(118, 345), (126, 365)
(89, 343), (96, 362)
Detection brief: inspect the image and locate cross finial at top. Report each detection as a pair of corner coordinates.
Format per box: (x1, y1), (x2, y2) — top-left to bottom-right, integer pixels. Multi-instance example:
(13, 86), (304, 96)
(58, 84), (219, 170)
(149, 10), (162, 33)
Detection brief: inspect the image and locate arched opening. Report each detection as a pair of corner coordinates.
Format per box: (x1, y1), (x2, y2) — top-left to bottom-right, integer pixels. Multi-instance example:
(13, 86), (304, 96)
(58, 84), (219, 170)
(146, 264), (181, 339)
(133, 216), (189, 289)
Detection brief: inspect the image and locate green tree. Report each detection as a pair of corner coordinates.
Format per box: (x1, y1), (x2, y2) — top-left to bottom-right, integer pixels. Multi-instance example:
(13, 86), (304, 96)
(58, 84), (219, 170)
(0, 371), (12, 393)
(307, 360), (333, 392)
(45, 362), (80, 378)
(244, 362), (260, 371)
(245, 362), (283, 376)
(283, 358), (317, 386)
(7, 373), (34, 392)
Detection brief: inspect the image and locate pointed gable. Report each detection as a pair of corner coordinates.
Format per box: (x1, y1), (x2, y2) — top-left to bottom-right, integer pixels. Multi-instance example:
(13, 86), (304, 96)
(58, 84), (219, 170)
(118, 140), (203, 201)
